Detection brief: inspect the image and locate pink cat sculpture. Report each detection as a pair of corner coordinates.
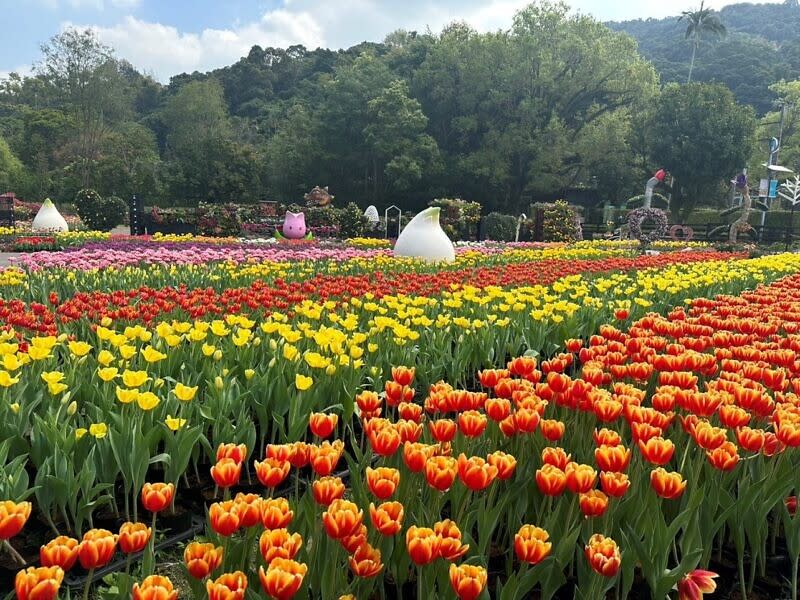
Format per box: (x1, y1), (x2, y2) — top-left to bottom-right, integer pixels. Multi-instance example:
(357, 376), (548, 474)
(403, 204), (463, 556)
(282, 211), (307, 239)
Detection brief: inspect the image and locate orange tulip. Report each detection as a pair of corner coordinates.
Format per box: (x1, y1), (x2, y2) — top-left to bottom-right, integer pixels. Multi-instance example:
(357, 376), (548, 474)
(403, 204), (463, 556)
(429, 419), (457, 443)
(15, 566), (63, 600)
(312, 476), (346, 506)
(216, 443), (247, 464)
(261, 498), (294, 530)
(565, 463), (597, 494)
(594, 445), (631, 472)
(339, 524), (368, 554)
(535, 464), (567, 496)
(541, 447), (571, 470)
(286, 442), (310, 468)
(309, 412), (338, 439)
(394, 419), (423, 443)
(384, 380), (406, 406)
(322, 499), (363, 539)
(255, 458), (291, 489)
(457, 410), (487, 438)
(369, 501), (404, 536)
(132, 575), (178, 600)
(435, 519), (469, 561)
(265, 444), (293, 462)
(356, 391), (383, 416)
(513, 408), (541, 433)
(706, 441), (740, 471)
(398, 402), (423, 422)
(776, 421), (800, 447)
(309, 440), (344, 477)
(487, 450), (517, 480)
(211, 458), (242, 488)
(735, 426), (765, 452)
(539, 419), (565, 441)
(484, 397), (511, 422)
(209, 500), (241, 537)
(585, 533), (621, 576)
(366, 467), (400, 500)
(579, 490), (609, 518)
(233, 493), (262, 528)
(650, 468), (687, 500)
(349, 542), (383, 578)
(678, 569), (718, 600)
(477, 369), (509, 388)
(593, 428), (622, 447)
(599, 471), (631, 498)
(449, 563), (488, 600)
(259, 559), (307, 600)
(118, 522), (152, 554)
(184, 541), (223, 579)
(207, 571), (247, 600)
(692, 421), (727, 451)
(77, 528), (118, 569)
(514, 525), (552, 565)
(424, 455), (458, 492)
(0, 500), (31, 540)
(457, 454), (498, 491)
(637, 437), (675, 466)
(403, 441), (433, 472)
(499, 414), (518, 437)
(259, 529), (303, 563)
(392, 366), (415, 386)
(367, 425), (401, 456)
(405, 526), (440, 565)
(141, 482), (175, 513)
(719, 405), (750, 429)
(40, 536), (79, 571)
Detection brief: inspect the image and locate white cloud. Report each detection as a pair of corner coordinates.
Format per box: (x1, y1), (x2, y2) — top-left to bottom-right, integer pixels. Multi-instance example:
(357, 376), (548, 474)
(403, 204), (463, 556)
(64, 0), (786, 82)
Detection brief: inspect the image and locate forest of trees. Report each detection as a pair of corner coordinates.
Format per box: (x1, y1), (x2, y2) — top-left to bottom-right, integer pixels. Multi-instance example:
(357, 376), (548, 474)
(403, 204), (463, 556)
(0, 0), (791, 216)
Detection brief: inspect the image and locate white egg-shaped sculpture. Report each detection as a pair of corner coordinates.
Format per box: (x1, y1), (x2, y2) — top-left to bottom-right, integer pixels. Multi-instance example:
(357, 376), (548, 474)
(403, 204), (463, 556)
(364, 205), (380, 224)
(393, 206), (455, 262)
(32, 198), (69, 232)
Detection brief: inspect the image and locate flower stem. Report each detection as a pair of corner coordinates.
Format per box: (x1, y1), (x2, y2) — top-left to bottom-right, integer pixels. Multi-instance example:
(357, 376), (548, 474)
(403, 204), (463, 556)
(3, 540), (25, 565)
(82, 568), (95, 600)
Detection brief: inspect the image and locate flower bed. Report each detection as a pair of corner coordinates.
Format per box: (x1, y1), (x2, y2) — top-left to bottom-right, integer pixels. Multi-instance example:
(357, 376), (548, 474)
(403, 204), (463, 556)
(0, 243), (800, 598)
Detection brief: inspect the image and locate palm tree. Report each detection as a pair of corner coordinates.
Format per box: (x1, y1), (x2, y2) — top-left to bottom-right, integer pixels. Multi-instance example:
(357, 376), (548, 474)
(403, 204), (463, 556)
(679, 1), (727, 83)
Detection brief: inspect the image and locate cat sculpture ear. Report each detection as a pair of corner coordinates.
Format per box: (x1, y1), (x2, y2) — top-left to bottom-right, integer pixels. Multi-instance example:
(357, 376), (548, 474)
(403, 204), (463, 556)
(393, 207), (455, 262)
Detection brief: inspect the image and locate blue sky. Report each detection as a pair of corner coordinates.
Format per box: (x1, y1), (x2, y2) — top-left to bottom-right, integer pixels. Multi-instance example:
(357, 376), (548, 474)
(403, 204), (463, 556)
(0, 0), (783, 82)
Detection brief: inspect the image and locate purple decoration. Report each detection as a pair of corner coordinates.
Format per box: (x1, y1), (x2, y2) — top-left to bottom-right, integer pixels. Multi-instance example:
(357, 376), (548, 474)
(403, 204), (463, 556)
(282, 211), (307, 239)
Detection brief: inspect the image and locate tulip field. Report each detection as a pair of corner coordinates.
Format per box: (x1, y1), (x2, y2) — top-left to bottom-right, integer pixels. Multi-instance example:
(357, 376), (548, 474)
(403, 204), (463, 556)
(3, 238), (800, 599)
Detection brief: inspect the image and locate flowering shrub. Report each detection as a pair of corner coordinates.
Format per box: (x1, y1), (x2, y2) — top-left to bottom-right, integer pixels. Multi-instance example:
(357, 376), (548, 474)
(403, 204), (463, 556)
(537, 200), (582, 242)
(197, 203), (244, 237)
(429, 198), (482, 240)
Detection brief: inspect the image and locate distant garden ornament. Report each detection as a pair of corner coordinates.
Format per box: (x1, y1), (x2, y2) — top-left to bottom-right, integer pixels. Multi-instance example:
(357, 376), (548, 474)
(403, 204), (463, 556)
(364, 205), (380, 226)
(32, 198), (68, 232)
(669, 225), (694, 242)
(393, 206), (455, 262)
(276, 211), (312, 240)
(304, 186), (334, 207)
(628, 207), (668, 245)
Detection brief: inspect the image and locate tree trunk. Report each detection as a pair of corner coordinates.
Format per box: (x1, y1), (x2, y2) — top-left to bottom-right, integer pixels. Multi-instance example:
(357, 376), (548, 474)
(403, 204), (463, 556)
(687, 35), (699, 83)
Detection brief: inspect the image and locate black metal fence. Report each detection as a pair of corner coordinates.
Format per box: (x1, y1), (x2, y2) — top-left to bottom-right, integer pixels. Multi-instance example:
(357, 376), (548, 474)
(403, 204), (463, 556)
(580, 222), (800, 246)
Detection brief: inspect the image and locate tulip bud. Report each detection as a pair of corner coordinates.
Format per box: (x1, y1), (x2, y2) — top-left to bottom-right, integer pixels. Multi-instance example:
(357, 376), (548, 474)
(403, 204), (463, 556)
(326, 365), (337, 376)
(244, 369), (255, 380)
(269, 339), (278, 351)
(155, 378), (165, 388)
(253, 337), (261, 347)
(10, 402), (20, 414)
(269, 358), (277, 368)
(213, 350), (223, 361)
(67, 401), (77, 416)
(222, 368), (229, 376)
(370, 366), (380, 377)
(215, 376), (224, 390)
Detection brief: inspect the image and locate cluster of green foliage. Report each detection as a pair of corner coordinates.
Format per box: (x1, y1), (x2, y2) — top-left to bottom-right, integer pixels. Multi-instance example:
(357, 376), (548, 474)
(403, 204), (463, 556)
(538, 200), (583, 242)
(0, 1), (775, 218)
(484, 212), (520, 241)
(74, 188), (126, 231)
(429, 198), (482, 240)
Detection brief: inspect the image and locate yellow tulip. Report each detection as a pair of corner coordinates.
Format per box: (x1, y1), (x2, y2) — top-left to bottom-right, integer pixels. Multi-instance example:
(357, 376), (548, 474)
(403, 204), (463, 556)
(165, 415), (187, 431)
(0, 370), (20, 387)
(97, 349), (115, 367)
(202, 344), (216, 357)
(97, 367), (119, 382)
(41, 371), (65, 384)
(119, 344), (137, 360)
(137, 392), (160, 411)
(48, 382), (68, 395)
(100, 316), (113, 327)
(28, 346), (52, 361)
(174, 383), (198, 402)
(2, 354), (22, 371)
(244, 369), (255, 380)
(9, 402), (19, 414)
(213, 350), (223, 361)
(122, 370), (149, 388)
(89, 423), (108, 439)
(0, 342), (19, 355)
(75, 428), (88, 440)
(141, 345), (167, 363)
(214, 376), (224, 390)
(165, 334), (182, 348)
(295, 374), (313, 391)
(283, 344), (299, 361)
(68, 341), (92, 357)
(115, 387), (139, 404)
(67, 401), (77, 416)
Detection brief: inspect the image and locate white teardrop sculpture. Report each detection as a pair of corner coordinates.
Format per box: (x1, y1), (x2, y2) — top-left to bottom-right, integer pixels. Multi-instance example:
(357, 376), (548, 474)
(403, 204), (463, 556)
(32, 198), (69, 232)
(393, 206), (455, 262)
(364, 205), (380, 224)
